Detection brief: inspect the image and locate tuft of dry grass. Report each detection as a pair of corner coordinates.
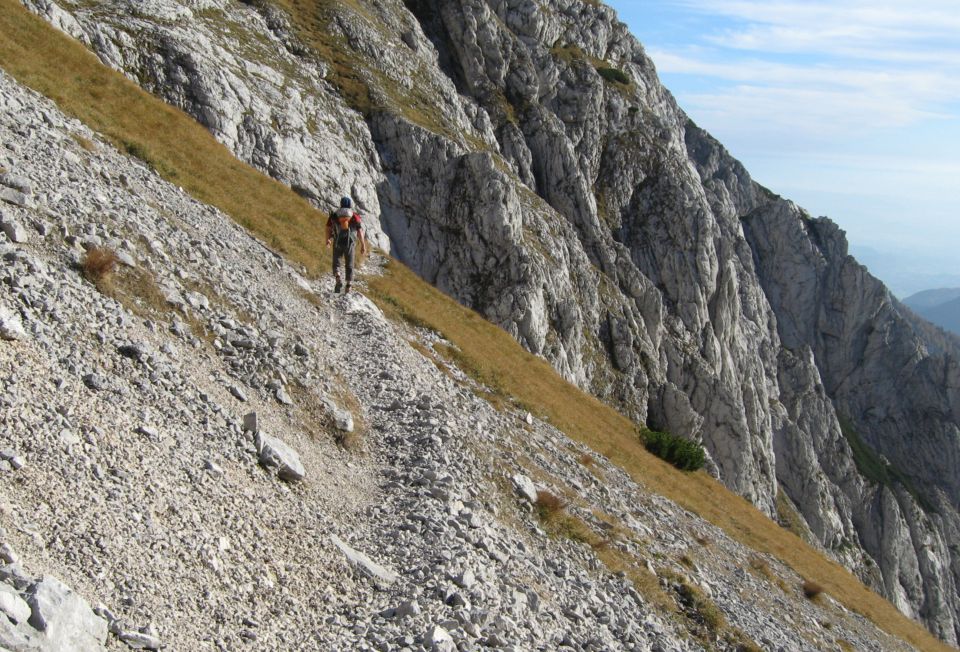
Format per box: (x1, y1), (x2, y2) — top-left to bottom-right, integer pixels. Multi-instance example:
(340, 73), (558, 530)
(80, 246), (119, 284)
(691, 530), (712, 547)
(748, 555), (792, 595)
(81, 248), (180, 328)
(749, 555), (773, 581)
(668, 573), (726, 635)
(803, 579), (825, 601)
(534, 490), (566, 523)
(335, 427), (362, 452)
(533, 490), (608, 550)
(70, 132), (96, 151)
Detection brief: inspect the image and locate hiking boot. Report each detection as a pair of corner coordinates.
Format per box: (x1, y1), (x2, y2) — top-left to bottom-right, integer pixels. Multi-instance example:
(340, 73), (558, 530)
(344, 283), (352, 294)
(334, 278), (342, 293)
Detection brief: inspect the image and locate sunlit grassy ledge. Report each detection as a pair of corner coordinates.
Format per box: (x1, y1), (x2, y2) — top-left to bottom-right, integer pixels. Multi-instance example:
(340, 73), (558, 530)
(0, 2), (952, 650)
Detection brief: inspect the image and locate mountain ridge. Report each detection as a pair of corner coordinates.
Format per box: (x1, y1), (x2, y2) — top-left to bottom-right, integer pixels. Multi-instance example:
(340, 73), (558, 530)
(4, 0), (960, 647)
(904, 289), (960, 336)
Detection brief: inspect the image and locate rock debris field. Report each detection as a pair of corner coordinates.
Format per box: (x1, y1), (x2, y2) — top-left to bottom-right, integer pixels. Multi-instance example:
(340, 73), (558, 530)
(0, 71), (915, 651)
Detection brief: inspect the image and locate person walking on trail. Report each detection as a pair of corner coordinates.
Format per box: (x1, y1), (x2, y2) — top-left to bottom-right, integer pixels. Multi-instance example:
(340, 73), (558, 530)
(325, 196), (367, 294)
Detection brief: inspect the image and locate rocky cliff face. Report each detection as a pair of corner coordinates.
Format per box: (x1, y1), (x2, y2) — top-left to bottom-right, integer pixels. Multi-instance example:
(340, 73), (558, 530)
(18, 0), (960, 643)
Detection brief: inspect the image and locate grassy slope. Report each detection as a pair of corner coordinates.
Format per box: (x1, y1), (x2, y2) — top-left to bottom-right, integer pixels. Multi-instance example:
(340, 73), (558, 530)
(0, 2), (953, 650)
(0, 0), (330, 274)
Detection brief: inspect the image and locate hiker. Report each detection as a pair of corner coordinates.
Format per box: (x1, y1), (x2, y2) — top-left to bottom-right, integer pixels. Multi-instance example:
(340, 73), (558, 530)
(325, 196), (367, 293)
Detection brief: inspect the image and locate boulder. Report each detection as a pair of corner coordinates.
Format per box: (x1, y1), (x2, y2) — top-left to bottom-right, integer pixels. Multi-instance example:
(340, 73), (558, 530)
(0, 306), (26, 340)
(330, 535), (398, 585)
(511, 474), (538, 504)
(25, 576), (108, 650)
(254, 432), (305, 482)
(0, 584), (31, 625)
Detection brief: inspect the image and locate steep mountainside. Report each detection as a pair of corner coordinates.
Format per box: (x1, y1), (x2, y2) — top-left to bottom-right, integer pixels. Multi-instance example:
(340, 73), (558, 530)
(0, 62), (935, 651)
(12, 0), (960, 644)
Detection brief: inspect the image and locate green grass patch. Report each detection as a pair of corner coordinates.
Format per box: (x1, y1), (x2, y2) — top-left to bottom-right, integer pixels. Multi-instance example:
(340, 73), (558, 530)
(641, 428), (706, 471)
(597, 66), (630, 85)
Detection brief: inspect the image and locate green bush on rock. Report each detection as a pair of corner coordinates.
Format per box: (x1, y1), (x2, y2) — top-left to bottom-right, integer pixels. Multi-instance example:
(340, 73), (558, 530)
(642, 429), (706, 471)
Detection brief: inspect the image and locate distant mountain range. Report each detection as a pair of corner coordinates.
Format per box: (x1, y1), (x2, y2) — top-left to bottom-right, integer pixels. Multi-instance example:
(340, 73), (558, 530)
(903, 288), (960, 335)
(850, 245), (960, 299)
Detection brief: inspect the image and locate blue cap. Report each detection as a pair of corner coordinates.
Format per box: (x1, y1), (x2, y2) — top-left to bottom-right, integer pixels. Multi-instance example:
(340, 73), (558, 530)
(340, 196), (352, 208)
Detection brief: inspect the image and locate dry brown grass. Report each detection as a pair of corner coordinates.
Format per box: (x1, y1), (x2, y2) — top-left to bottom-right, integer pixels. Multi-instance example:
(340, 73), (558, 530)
(70, 132), (96, 151)
(1, 4), (952, 650)
(532, 490), (609, 550)
(803, 579), (826, 601)
(0, 0), (330, 277)
(691, 530), (712, 547)
(80, 247), (119, 284)
(331, 379), (366, 453)
(81, 247), (178, 327)
(534, 490), (566, 522)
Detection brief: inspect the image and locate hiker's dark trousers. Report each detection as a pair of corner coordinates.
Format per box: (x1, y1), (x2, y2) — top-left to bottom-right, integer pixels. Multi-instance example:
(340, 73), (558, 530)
(332, 240), (356, 283)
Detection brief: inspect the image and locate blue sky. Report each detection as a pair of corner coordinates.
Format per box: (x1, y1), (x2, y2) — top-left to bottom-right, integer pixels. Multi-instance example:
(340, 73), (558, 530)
(606, 0), (960, 296)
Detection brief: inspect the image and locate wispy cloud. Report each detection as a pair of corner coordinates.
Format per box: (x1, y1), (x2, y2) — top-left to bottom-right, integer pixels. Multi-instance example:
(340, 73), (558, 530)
(682, 0), (960, 52)
(646, 0), (960, 140)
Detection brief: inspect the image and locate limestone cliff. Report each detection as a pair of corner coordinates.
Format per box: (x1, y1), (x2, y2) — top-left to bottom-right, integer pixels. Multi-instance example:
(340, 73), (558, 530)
(19, 0), (960, 642)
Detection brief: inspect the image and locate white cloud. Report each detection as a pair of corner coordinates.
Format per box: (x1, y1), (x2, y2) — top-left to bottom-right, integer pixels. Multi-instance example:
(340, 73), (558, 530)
(645, 0), (960, 141)
(652, 52), (957, 142)
(680, 0), (960, 48)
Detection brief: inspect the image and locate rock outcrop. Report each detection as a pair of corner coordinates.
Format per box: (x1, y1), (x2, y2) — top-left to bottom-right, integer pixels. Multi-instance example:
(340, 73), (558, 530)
(15, 0), (960, 642)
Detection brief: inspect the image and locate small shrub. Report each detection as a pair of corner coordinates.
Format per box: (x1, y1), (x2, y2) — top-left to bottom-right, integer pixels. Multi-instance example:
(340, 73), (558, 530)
(81, 247), (119, 283)
(692, 531), (712, 547)
(674, 579), (724, 633)
(535, 490), (566, 522)
(70, 132), (96, 151)
(802, 579), (825, 600)
(731, 637), (764, 652)
(597, 66), (630, 85)
(642, 429), (706, 471)
(335, 427), (362, 452)
(749, 556), (772, 580)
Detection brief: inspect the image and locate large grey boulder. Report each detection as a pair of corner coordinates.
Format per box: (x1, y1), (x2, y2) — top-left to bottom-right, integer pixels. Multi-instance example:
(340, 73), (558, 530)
(253, 432), (305, 482)
(0, 584), (31, 625)
(25, 576), (108, 651)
